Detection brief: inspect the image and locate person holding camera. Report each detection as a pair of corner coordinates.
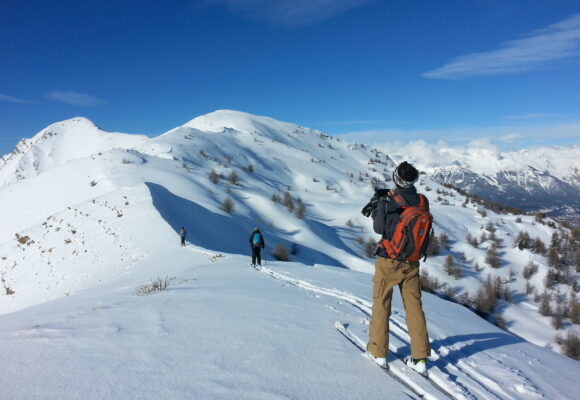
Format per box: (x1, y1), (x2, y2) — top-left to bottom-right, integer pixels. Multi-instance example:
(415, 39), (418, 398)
(361, 161), (433, 376)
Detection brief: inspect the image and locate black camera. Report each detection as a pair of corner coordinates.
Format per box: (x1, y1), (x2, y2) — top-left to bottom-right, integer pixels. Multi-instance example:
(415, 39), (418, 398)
(361, 187), (390, 217)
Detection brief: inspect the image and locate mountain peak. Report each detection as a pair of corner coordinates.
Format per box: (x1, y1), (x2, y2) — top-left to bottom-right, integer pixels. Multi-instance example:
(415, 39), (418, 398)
(49, 116), (98, 128)
(182, 109), (300, 134)
(29, 117), (99, 142)
(0, 117), (148, 187)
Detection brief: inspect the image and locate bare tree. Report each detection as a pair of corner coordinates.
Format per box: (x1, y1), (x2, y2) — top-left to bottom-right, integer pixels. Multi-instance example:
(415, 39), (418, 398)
(209, 169), (220, 184)
(221, 197), (235, 213)
(272, 244), (290, 261)
(228, 170), (240, 186)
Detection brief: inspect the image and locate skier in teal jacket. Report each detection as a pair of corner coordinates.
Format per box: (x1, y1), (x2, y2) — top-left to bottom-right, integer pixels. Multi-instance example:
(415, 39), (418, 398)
(249, 228), (265, 266)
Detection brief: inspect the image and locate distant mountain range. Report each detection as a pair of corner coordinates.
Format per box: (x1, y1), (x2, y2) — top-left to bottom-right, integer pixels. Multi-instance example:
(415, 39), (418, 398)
(370, 141), (580, 225)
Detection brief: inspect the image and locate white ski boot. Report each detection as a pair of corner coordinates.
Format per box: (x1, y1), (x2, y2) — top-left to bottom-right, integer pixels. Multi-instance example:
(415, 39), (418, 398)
(404, 356), (427, 376)
(364, 352), (388, 369)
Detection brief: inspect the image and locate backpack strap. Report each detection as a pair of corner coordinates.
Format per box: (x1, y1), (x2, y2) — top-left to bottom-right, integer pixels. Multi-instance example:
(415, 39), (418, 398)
(391, 194), (407, 207)
(418, 194), (428, 210)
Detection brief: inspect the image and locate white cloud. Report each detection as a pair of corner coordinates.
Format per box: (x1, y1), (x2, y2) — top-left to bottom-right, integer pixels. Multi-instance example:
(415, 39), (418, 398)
(468, 137), (499, 151)
(200, 0), (376, 27)
(424, 13), (580, 79)
(0, 94), (30, 104)
(46, 91), (104, 106)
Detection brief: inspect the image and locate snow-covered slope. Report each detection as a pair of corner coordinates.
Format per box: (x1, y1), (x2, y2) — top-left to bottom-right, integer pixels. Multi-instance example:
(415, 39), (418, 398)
(0, 110), (394, 309)
(0, 110), (578, 399)
(514, 145), (580, 188)
(0, 117), (149, 187)
(183, 109), (301, 136)
(377, 141), (580, 224)
(2, 255), (578, 400)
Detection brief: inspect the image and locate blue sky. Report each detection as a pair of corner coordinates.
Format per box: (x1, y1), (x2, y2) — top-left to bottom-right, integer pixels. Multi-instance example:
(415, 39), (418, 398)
(1, 0), (579, 155)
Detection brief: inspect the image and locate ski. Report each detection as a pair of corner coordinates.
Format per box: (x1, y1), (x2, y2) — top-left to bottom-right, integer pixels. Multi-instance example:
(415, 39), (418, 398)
(335, 321), (450, 400)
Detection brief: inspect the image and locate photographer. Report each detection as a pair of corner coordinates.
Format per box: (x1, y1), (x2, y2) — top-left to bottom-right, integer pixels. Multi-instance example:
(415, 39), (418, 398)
(361, 161), (432, 376)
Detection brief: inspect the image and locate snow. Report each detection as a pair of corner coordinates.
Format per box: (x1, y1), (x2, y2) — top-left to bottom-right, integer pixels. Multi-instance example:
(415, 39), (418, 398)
(2, 253), (578, 399)
(0, 117), (149, 186)
(371, 140), (580, 223)
(374, 140), (580, 183)
(0, 110), (578, 399)
(513, 144), (580, 185)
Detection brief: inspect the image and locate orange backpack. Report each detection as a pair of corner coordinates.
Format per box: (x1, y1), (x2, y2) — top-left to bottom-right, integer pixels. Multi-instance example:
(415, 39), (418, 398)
(378, 193), (433, 262)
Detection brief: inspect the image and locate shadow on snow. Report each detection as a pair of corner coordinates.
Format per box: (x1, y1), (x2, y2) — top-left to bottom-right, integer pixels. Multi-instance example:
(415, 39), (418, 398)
(145, 182), (350, 268)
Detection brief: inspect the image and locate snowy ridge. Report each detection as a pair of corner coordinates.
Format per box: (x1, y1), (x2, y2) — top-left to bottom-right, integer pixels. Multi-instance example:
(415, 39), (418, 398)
(0, 110), (578, 399)
(512, 145), (580, 187)
(183, 109), (306, 136)
(0, 117), (149, 187)
(379, 141), (580, 223)
(380, 141), (580, 185)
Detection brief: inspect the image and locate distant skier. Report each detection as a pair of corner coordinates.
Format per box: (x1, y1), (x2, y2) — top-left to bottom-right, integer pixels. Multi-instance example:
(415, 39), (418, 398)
(179, 227), (187, 247)
(361, 161), (433, 376)
(249, 227), (265, 267)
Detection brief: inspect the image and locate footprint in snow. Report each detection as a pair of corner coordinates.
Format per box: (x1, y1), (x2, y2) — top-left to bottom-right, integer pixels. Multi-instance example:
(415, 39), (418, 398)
(514, 383), (542, 397)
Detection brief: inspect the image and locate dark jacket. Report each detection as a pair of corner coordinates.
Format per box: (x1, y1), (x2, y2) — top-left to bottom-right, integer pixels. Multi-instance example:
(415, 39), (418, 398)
(372, 186), (428, 258)
(249, 231), (265, 249)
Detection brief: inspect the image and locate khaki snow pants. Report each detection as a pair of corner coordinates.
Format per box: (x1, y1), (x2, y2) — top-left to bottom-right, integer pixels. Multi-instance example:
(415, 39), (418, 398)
(367, 257), (431, 360)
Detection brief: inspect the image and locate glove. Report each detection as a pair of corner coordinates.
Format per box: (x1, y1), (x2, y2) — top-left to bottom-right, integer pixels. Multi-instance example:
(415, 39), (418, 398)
(361, 188), (391, 217)
(361, 198), (378, 217)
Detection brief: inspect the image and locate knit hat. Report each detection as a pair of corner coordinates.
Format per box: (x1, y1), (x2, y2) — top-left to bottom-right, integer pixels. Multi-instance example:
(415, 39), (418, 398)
(393, 161), (419, 188)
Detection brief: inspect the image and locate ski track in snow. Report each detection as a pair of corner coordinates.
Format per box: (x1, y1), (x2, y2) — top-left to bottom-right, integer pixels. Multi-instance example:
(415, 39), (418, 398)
(256, 266), (544, 400)
(335, 321), (448, 400)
